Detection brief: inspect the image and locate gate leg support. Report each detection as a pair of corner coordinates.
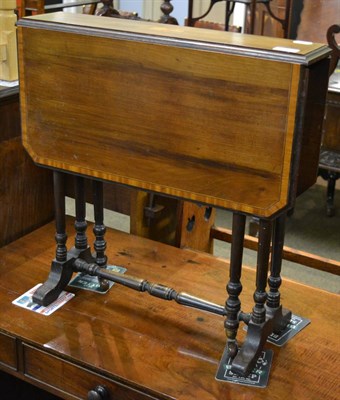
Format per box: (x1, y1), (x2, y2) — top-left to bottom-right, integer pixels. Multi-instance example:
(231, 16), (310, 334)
(266, 213), (291, 332)
(231, 219), (272, 376)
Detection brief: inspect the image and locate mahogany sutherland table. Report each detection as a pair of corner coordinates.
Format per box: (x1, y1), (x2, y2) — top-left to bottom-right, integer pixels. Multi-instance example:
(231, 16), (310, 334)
(0, 219), (339, 400)
(16, 11), (332, 388)
(18, 13), (330, 377)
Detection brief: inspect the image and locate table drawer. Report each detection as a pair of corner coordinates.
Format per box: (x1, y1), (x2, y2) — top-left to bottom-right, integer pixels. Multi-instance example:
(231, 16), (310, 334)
(23, 344), (156, 400)
(0, 331), (17, 370)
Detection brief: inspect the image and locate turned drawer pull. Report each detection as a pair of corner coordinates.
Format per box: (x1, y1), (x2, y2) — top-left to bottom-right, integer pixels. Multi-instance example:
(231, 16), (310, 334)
(87, 385), (110, 400)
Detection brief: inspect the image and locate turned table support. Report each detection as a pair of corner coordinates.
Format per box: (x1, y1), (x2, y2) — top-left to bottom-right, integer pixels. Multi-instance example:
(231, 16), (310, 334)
(225, 213), (246, 357)
(0, 0), (18, 81)
(74, 176), (88, 250)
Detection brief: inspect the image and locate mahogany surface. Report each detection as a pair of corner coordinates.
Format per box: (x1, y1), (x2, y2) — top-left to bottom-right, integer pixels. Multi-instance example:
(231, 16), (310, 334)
(18, 12), (330, 217)
(0, 219), (339, 399)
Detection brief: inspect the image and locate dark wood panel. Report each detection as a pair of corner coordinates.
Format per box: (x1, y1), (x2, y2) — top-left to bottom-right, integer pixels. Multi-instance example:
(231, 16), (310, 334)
(0, 332), (17, 370)
(296, 57), (330, 195)
(0, 93), (21, 142)
(250, 0), (288, 38)
(0, 89), (54, 247)
(322, 91), (340, 152)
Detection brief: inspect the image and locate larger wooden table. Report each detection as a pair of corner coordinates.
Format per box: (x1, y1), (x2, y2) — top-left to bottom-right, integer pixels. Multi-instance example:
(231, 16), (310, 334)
(0, 219), (338, 400)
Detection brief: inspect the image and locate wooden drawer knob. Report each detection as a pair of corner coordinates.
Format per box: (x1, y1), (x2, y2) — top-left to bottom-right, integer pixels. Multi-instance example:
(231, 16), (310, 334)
(87, 385), (110, 400)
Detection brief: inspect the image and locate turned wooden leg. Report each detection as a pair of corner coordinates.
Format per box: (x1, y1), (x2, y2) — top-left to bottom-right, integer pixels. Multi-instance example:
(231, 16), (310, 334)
(74, 176), (88, 250)
(231, 218), (273, 376)
(224, 213), (246, 357)
(266, 214), (292, 333)
(252, 219), (272, 325)
(92, 180), (109, 291)
(33, 171), (74, 306)
(92, 180), (107, 267)
(267, 214), (285, 309)
(326, 173), (336, 217)
(159, 0), (178, 25)
(54, 171), (68, 262)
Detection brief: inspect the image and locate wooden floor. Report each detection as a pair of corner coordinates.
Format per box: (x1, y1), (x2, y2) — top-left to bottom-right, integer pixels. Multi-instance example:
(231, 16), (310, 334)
(0, 218), (339, 399)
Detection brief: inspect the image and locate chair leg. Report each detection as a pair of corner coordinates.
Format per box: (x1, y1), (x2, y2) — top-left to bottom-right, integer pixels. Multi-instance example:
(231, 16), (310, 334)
(326, 173), (337, 217)
(92, 180), (107, 267)
(251, 219), (272, 325)
(319, 168), (339, 217)
(248, 216), (259, 237)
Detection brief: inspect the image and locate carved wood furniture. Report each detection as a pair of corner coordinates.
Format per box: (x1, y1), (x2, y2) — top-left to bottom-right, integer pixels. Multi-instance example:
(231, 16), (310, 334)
(0, 219), (339, 399)
(20, 0), (179, 25)
(17, 12), (330, 379)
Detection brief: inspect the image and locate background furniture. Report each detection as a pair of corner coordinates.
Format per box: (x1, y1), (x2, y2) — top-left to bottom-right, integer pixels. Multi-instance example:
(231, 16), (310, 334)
(0, 85), (54, 248)
(20, 0), (179, 24)
(186, 0), (291, 37)
(318, 24), (340, 216)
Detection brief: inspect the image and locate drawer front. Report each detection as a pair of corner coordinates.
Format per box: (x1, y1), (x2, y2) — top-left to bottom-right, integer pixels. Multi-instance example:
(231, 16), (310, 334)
(0, 331), (17, 370)
(23, 344), (156, 400)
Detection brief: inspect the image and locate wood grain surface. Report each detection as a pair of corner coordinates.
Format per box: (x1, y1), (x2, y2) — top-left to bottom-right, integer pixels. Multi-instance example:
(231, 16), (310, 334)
(18, 12), (329, 60)
(0, 219), (338, 399)
(17, 14), (330, 217)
